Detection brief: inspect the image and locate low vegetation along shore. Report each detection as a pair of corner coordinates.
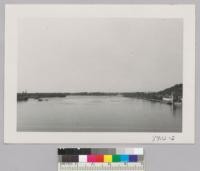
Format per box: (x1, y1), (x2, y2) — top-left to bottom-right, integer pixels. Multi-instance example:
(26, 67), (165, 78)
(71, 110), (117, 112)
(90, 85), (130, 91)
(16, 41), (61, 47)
(17, 84), (182, 105)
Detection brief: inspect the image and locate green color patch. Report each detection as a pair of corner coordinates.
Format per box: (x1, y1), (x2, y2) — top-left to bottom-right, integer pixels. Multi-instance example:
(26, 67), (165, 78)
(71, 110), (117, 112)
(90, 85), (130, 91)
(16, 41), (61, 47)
(112, 155), (120, 162)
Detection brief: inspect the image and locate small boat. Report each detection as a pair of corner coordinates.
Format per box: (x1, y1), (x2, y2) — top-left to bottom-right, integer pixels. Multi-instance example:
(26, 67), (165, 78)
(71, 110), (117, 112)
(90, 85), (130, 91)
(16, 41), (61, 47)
(162, 96), (173, 105)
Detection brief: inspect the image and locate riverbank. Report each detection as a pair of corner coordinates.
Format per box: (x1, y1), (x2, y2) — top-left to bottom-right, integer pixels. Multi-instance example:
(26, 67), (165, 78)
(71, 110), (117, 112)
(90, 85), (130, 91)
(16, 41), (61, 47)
(17, 84), (182, 104)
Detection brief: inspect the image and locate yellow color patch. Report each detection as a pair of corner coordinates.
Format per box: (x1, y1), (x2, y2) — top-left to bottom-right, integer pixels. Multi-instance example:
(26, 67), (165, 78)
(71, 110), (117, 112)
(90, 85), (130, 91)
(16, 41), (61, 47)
(104, 155), (112, 162)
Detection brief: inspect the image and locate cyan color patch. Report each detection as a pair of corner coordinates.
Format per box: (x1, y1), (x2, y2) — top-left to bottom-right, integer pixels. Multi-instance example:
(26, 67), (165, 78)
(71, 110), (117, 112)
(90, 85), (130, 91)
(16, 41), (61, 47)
(120, 155), (129, 162)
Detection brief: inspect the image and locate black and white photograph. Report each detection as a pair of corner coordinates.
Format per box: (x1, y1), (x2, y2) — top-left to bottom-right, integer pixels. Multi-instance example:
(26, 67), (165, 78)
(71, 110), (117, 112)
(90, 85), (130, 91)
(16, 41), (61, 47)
(17, 18), (183, 132)
(4, 5), (195, 143)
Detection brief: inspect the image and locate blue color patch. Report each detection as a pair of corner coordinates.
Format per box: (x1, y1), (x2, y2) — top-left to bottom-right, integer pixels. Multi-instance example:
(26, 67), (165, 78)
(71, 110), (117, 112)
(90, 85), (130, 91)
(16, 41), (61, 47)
(129, 155), (138, 162)
(120, 155), (129, 162)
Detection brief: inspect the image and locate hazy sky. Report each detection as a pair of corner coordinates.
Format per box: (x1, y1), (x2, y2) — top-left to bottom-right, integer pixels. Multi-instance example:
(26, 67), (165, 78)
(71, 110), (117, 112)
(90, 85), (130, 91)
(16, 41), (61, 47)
(18, 18), (183, 92)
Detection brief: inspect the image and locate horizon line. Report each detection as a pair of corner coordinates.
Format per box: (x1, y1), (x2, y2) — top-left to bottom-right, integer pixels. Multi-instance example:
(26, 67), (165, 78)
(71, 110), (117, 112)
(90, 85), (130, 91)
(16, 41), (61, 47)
(17, 83), (183, 94)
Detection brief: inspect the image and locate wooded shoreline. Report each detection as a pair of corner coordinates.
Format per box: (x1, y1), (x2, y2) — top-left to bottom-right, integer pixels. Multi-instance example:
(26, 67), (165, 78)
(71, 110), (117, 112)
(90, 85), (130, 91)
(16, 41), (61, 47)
(17, 84), (182, 104)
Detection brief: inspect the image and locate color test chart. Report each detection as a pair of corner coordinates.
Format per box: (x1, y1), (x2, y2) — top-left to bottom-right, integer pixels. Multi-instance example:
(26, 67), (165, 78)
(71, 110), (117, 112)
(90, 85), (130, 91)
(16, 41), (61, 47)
(58, 148), (144, 171)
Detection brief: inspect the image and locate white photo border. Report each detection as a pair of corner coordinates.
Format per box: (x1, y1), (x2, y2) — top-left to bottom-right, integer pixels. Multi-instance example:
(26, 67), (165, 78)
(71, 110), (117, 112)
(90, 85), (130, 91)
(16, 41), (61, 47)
(4, 4), (195, 144)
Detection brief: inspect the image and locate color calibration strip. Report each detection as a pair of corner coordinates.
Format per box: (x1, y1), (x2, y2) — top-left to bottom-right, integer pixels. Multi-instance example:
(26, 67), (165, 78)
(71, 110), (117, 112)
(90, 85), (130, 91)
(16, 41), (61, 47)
(58, 148), (144, 171)
(60, 154), (142, 163)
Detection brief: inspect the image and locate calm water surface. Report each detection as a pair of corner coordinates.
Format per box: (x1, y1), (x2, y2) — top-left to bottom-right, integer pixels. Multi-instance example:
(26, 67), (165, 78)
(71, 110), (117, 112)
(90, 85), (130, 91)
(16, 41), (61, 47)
(17, 96), (182, 132)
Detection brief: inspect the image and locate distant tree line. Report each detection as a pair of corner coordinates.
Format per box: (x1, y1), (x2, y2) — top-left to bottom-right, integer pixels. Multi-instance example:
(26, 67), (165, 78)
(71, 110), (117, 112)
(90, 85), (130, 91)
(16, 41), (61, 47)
(17, 84), (182, 103)
(122, 84), (182, 102)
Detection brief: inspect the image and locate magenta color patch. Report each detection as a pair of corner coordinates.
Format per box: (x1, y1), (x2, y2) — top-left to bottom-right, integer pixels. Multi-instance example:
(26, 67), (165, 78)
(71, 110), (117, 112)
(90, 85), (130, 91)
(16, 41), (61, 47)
(87, 155), (96, 162)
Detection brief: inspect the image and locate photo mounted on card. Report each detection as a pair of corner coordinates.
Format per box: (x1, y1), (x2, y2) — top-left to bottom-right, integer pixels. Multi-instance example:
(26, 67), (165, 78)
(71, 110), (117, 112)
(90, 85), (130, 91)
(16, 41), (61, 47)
(4, 4), (195, 143)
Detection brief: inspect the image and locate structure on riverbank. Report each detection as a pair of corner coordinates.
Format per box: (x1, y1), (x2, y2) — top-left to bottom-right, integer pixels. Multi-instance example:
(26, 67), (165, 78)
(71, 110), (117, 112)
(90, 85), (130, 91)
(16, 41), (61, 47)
(17, 84), (183, 105)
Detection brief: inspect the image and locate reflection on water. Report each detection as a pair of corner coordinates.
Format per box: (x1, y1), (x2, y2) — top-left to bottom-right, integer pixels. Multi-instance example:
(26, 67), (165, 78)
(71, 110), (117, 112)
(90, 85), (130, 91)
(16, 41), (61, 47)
(17, 96), (182, 132)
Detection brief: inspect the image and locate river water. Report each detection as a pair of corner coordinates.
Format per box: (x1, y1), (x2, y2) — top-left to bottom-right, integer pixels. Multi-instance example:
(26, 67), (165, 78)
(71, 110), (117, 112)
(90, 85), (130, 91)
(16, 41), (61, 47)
(17, 95), (182, 132)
